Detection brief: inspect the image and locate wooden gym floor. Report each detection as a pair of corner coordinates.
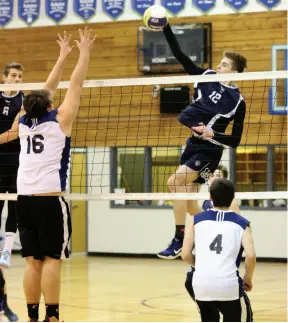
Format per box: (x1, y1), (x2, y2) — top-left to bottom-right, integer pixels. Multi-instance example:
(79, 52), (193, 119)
(6, 255), (287, 322)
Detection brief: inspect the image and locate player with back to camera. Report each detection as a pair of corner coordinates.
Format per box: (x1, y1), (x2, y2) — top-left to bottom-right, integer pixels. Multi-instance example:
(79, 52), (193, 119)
(182, 178), (255, 322)
(0, 27), (96, 322)
(0, 62), (25, 322)
(185, 165), (240, 302)
(157, 17), (247, 260)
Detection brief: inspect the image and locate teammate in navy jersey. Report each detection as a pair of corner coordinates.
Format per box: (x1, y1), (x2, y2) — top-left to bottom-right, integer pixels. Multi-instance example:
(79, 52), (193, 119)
(202, 165), (240, 213)
(182, 179), (255, 322)
(0, 62), (24, 321)
(157, 23), (247, 260)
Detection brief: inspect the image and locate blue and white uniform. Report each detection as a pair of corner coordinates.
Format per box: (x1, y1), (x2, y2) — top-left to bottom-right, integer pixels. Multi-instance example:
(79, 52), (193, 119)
(17, 109), (70, 195)
(192, 210), (249, 301)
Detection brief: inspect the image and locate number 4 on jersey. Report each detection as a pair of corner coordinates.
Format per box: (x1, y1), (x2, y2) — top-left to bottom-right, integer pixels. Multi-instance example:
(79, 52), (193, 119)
(209, 234), (223, 254)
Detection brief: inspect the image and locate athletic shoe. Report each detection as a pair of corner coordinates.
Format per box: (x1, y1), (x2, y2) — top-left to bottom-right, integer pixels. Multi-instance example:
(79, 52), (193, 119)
(0, 251), (11, 268)
(4, 305), (18, 322)
(157, 237), (183, 259)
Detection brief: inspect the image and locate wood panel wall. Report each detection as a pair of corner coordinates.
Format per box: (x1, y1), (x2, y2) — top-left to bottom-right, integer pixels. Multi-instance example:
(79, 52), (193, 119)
(0, 10), (286, 146)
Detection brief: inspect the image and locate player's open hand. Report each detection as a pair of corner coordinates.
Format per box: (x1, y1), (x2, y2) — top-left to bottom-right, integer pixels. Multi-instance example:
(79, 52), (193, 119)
(192, 123), (214, 140)
(57, 31), (74, 59)
(75, 27), (97, 54)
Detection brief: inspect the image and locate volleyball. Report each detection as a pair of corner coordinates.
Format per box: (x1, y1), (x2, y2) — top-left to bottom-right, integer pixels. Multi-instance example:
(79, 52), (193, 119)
(143, 5), (168, 31)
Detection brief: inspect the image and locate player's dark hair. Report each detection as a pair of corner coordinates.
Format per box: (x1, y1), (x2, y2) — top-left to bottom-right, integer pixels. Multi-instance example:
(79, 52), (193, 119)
(3, 62), (24, 76)
(210, 178), (235, 207)
(24, 90), (52, 119)
(216, 165), (228, 179)
(224, 52), (247, 73)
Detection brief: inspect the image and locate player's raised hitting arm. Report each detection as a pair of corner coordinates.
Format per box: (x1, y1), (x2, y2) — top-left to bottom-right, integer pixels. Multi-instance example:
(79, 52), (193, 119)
(57, 28), (96, 135)
(163, 23), (206, 75)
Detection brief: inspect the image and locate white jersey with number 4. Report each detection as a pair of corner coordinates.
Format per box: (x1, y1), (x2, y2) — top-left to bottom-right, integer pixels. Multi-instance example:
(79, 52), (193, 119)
(192, 210), (249, 301)
(17, 109), (71, 195)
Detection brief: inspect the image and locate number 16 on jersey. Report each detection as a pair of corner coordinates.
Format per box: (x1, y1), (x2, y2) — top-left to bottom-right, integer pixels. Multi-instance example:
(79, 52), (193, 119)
(27, 135), (44, 154)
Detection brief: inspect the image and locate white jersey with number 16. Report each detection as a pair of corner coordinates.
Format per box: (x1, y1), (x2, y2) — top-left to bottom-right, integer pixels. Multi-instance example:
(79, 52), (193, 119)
(17, 109), (70, 195)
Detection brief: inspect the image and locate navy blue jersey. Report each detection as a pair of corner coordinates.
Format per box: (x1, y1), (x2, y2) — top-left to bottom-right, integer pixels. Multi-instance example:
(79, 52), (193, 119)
(163, 24), (246, 149)
(0, 91), (24, 159)
(202, 199), (213, 211)
(178, 69), (245, 147)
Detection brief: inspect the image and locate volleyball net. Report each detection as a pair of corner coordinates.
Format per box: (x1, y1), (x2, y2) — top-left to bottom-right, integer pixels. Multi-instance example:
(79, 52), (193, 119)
(0, 70), (287, 205)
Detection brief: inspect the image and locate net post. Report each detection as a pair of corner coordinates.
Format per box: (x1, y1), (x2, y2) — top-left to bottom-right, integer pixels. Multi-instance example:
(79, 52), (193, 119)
(267, 145), (274, 208)
(144, 147), (152, 206)
(229, 148), (237, 186)
(110, 147), (118, 195)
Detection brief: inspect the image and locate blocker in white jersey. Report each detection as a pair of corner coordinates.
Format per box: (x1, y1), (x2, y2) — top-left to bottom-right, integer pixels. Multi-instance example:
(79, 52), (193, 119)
(17, 109), (70, 195)
(182, 178), (256, 322)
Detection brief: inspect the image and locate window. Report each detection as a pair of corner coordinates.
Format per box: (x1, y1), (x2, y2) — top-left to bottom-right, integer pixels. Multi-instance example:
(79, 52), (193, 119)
(113, 147), (145, 206)
(233, 145), (287, 208)
(236, 146), (267, 193)
(152, 146), (181, 206)
(274, 146), (287, 191)
(111, 144), (286, 209)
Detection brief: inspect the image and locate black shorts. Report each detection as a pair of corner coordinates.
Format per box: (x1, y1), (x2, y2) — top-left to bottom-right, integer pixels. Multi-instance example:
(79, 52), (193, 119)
(0, 165), (18, 193)
(180, 137), (223, 184)
(196, 295), (253, 322)
(17, 195), (72, 261)
(185, 269), (253, 322)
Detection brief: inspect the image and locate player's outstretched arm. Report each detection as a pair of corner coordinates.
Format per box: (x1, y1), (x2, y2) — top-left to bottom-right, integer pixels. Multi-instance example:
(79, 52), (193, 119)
(43, 31), (73, 96)
(57, 27), (96, 136)
(242, 225), (256, 292)
(0, 108), (25, 144)
(163, 23), (206, 75)
(181, 217), (195, 266)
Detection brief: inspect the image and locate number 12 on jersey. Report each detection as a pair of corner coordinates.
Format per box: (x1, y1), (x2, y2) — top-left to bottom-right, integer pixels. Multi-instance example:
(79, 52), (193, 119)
(27, 135), (44, 154)
(209, 91), (222, 104)
(209, 234), (223, 254)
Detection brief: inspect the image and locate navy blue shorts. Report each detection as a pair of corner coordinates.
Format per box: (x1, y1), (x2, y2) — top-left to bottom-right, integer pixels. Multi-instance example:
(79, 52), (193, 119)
(180, 137), (223, 184)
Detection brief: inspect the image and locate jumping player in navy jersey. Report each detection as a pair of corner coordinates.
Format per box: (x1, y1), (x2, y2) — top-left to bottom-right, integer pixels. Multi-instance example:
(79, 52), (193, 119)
(182, 179), (255, 322)
(0, 62), (24, 321)
(157, 24), (247, 260)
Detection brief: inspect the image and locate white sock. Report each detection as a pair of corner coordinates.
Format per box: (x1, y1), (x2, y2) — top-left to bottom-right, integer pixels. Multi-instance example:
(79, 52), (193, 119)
(3, 232), (16, 254)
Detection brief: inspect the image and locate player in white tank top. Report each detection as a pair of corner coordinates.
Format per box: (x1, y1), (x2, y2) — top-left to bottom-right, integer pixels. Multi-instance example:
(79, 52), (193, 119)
(17, 109), (71, 195)
(182, 178), (256, 322)
(0, 28), (96, 322)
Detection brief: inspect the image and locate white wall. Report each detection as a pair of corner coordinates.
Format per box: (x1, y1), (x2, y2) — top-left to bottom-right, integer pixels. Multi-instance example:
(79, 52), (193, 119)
(87, 201), (287, 258)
